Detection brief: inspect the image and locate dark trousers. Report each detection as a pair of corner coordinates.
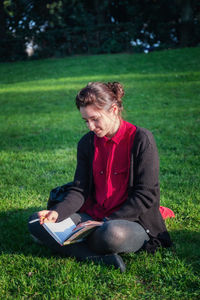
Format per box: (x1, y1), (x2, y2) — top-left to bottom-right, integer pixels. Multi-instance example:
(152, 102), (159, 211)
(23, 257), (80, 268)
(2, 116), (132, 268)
(28, 212), (149, 260)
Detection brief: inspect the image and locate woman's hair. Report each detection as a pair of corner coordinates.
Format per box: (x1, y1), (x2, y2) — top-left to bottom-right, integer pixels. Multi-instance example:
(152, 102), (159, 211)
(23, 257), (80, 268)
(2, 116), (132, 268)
(75, 82), (124, 115)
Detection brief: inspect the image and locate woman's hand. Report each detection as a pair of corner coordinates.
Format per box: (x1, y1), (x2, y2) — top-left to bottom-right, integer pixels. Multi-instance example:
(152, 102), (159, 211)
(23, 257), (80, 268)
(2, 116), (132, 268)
(74, 220), (103, 231)
(38, 210), (58, 224)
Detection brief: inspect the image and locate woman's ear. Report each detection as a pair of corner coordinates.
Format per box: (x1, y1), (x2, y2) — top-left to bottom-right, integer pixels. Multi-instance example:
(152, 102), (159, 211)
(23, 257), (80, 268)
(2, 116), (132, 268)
(112, 104), (119, 115)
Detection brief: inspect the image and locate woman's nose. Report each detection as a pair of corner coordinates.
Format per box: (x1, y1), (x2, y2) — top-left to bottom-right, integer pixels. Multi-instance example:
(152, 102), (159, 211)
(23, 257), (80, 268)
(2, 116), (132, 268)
(87, 121), (95, 131)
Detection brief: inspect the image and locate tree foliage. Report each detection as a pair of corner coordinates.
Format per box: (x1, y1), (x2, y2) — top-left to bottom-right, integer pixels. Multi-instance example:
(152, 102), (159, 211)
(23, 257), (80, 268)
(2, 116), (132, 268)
(1, 0), (200, 61)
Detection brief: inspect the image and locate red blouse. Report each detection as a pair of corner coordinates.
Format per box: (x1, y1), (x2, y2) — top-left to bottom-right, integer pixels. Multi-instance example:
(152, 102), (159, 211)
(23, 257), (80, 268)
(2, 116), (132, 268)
(80, 120), (137, 220)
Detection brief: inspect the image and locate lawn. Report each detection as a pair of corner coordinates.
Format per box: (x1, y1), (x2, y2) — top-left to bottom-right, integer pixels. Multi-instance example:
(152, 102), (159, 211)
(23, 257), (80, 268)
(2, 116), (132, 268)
(0, 47), (199, 299)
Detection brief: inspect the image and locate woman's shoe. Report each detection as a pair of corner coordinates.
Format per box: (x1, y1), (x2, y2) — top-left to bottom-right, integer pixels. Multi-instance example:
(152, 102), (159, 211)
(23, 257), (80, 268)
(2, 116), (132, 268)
(87, 253), (126, 272)
(103, 253), (126, 272)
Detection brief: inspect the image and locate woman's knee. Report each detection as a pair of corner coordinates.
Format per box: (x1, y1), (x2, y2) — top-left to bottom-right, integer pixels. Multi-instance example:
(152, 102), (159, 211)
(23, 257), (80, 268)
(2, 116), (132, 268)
(88, 221), (128, 253)
(88, 220), (150, 254)
(101, 221), (127, 242)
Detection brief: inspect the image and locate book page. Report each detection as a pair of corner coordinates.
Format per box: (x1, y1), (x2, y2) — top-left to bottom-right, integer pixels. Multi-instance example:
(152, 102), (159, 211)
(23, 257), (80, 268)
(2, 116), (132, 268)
(43, 217), (76, 244)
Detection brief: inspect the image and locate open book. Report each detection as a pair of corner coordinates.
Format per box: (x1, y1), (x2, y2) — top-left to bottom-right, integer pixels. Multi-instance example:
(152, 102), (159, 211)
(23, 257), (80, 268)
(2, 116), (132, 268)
(41, 217), (100, 246)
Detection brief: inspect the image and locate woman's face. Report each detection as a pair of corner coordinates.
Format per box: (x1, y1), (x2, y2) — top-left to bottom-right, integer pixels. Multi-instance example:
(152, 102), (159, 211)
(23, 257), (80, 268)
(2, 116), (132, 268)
(80, 104), (120, 138)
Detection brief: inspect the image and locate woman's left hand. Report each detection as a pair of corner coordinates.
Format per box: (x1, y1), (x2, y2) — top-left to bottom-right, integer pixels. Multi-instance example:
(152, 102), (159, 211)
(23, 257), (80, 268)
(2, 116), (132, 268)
(74, 220), (103, 231)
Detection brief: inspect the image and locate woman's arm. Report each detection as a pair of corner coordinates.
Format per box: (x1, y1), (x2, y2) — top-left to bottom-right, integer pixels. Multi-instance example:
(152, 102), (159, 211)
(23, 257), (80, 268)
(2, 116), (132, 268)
(107, 129), (160, 221)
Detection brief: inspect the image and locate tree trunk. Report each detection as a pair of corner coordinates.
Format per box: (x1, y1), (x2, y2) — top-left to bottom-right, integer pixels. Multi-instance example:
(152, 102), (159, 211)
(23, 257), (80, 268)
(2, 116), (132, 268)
(178, 0), (193, 46)
(94, 0), (106, 25)
(0, 1), (7, 40)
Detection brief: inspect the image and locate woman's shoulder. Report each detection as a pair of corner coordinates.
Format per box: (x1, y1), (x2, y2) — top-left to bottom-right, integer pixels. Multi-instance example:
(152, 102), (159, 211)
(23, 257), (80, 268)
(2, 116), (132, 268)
(135, 126), (154, 141)
(124, 121), (154, 141)
(133, 126), (157, 152)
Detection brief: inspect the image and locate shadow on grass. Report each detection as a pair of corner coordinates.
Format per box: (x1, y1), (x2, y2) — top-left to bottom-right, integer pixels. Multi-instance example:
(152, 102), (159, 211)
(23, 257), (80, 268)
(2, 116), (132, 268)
(1, 47), (199, 85)
(0, 127), (83, 152)
(0, 207), (54, 258)
(1, 72), (198, 87)
(170, 230), (200, 273)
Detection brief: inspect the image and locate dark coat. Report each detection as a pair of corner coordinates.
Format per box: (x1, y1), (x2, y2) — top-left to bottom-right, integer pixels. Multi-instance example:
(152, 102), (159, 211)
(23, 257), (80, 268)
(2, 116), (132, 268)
(52, 126), (172, 250)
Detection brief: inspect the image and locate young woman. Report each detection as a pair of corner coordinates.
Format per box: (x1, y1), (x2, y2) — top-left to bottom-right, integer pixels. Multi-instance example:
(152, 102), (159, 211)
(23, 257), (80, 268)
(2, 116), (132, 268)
(28, 82), (172, 272)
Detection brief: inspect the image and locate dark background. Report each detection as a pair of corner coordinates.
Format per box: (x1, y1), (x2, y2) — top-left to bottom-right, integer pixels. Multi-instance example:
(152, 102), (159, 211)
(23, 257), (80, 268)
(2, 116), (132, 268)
(1, 0), (200, 62)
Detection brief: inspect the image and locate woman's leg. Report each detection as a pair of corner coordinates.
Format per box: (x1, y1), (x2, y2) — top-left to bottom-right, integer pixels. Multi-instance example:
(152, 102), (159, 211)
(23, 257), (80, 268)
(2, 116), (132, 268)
(28, 213), (126, 272)
(28, 212), (95, 256)
(28, 214), (149, 272)
(87, 220), (150, 254)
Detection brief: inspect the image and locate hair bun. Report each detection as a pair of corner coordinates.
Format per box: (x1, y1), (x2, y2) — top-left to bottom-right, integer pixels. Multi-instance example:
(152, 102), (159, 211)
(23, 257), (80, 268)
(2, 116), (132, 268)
(107, 82), (124, 100)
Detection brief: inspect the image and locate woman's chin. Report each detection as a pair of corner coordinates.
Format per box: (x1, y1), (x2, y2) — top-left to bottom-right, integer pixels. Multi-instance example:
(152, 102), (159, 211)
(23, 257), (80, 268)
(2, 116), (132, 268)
(94, 130), (104, 137)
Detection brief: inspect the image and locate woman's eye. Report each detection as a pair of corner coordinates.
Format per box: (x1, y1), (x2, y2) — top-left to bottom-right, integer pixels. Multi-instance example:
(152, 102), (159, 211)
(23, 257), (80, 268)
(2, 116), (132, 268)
(83, 118), (99, 124)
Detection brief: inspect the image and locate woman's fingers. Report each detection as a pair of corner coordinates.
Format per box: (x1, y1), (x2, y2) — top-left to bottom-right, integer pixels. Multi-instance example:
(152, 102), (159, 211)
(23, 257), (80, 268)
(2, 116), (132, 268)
(45, 211), (58, 223)
(38, 210), (48, 224)
(38, 210), (58, 224)
(75, 220), (103, 230)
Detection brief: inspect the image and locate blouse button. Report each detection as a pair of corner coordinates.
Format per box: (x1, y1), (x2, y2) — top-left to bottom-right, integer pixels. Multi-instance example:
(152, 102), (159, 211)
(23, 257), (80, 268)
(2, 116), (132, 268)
(100, 171), (103, 174)
(114, 172), (118, 175)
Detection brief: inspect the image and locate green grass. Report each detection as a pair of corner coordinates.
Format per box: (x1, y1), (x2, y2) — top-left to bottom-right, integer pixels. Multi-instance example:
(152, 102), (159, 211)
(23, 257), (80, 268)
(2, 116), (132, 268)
(0, 47), (200, 299)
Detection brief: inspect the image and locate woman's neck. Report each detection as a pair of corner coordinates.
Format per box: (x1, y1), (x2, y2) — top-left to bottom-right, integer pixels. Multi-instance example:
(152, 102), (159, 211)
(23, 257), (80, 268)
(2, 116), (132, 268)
(106, 117), (121, 139)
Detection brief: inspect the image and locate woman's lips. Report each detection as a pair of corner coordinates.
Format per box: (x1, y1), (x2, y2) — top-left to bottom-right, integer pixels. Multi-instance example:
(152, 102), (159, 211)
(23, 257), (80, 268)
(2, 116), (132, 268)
(94, 130), (101, 135)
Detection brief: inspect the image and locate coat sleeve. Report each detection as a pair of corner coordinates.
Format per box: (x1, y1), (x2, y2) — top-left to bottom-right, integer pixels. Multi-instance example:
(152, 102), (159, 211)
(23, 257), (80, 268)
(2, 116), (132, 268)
(107, 129), (160, 221)
(51, 133), (92, 221)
